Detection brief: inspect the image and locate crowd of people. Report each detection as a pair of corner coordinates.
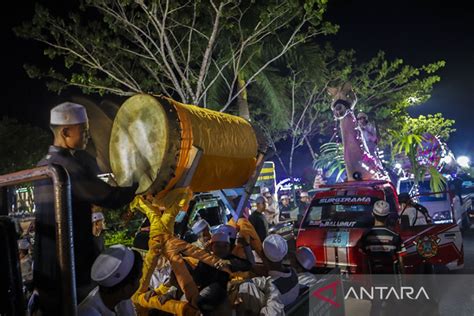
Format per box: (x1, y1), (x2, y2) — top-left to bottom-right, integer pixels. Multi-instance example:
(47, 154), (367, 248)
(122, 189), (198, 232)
(11, 101), (406, 316)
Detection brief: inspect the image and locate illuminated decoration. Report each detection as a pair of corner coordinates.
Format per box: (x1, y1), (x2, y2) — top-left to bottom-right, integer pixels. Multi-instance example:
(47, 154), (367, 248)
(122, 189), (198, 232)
(416, 133), (444, 169)
(395, 133), (457, 177)
(457, 156), (470, 168)
(328, 82), (390, 181)
(276, 177), (302, 193)
(414, 235), (440, 258)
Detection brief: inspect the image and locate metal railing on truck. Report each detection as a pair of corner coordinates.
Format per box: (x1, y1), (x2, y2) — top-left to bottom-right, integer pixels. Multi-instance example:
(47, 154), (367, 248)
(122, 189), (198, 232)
(0, 165), (77, 316)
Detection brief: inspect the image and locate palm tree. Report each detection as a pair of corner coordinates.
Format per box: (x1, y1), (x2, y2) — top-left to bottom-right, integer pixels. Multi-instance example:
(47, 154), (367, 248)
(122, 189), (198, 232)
(313, 142), (346, 182)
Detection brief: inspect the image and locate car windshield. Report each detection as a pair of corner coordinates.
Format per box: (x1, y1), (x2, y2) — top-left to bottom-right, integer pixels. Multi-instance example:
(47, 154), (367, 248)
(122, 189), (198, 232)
(399, 180), (447, 202)
(191, 199), (226, 227)
(302, 196), (380, 228)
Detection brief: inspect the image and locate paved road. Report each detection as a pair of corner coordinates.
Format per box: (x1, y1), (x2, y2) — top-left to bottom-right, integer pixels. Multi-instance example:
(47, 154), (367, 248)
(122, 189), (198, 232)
(459, 224), (474, 273)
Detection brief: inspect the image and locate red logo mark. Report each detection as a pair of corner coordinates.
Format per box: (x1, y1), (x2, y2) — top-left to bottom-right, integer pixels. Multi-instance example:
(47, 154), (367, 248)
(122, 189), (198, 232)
(312, 280), (342, 308)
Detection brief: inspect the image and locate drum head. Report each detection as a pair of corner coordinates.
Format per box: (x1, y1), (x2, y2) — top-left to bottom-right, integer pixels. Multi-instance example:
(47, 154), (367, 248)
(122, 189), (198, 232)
(110, 95), (180, 193)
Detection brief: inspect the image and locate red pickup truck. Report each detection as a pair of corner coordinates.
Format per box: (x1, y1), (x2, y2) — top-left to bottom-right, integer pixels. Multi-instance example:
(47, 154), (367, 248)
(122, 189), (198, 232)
(296, 180), (464, 273)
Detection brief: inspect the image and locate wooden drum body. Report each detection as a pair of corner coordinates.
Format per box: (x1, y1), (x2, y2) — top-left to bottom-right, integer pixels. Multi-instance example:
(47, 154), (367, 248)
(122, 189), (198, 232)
(110, 94), (258, 194)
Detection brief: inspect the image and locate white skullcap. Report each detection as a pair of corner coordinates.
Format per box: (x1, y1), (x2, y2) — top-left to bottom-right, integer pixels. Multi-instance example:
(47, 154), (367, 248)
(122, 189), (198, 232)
(91, 244), (135, 287)
(92, 212), (104, 223)
(373, 200), (390, 217)
(296, 246), (316, 270)
(18, 239), (30, 250)
(300, 192), (309, 198)
(215, 224), (237, 240)
(211, 232), (230, 244)
(50, 102), (88, 125)
(263, 234), (288, 262)
(261, 187), (270, 194)
(280, 195), (289, 200)
(192, 219), (210, 235)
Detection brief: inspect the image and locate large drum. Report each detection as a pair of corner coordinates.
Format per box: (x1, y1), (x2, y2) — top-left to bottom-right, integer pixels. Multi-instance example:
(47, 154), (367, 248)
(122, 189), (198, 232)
(110, 94), (259, 194)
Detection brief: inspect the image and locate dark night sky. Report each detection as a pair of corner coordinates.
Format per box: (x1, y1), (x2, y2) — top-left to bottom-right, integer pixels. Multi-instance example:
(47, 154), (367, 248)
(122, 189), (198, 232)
(2, 0), (473, 179)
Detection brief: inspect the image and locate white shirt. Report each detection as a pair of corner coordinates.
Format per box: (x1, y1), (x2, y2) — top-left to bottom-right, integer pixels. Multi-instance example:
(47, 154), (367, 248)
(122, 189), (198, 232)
(298, 272), (318, 288)
(403, 206), (427, 226)
(77, 287), (136, 316)
(237, 276), (285, 316)
(268, 268), (300, 306)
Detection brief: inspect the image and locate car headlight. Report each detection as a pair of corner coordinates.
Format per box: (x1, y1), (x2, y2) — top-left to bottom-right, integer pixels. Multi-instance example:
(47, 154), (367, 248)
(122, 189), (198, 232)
(432, 210), (452, 223)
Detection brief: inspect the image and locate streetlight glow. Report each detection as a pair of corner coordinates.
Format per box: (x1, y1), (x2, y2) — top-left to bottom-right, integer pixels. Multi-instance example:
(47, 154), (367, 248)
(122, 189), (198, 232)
(457, 156), (470, 168)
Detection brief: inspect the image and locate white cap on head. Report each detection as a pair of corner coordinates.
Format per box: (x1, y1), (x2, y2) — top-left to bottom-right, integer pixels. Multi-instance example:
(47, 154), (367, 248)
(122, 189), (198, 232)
(211, 232), (230, 244)
(280, 195), (289, 200)
(92, 212), (104, 223)
(263, 234), (288, 262)
(91, 244), (135, 287)
(215, 224), (237, 240)
(192, 219), (210, 235)
(18, 239), (30, 250)
(296, 246), (316, 270)
(300, 191), (309, 198)
(50, 102), (88, 125)
(261, 187), (270, 194)
(373, 200), (390, 217)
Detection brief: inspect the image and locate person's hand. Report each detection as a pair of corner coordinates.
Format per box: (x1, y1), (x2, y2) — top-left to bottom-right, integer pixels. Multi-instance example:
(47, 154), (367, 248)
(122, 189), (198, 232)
(158, 292), (174, 305)
(144, 290), (157, 302)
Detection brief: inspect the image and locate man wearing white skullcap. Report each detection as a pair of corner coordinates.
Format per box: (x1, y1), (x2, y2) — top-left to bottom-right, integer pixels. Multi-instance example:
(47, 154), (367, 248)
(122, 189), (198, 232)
(279, 194), (292, 220)
(78, 245), (143, 315)
(191, 219), (211, 249)
(262, 234), (299, 306)
(33, 102), (138, 314)
(359, 200), (404, 274)
(92, 208), (106, 259)
(297, 191), (311, 225)
(18, 239), (33, 284)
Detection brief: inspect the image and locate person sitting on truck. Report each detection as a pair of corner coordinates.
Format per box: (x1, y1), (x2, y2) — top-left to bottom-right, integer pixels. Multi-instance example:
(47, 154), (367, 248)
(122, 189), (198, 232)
(398, 193), (431, 226)
(360, 200), (404, 274)
(262, 234), (299, 306)
(249, 196), (269, 243)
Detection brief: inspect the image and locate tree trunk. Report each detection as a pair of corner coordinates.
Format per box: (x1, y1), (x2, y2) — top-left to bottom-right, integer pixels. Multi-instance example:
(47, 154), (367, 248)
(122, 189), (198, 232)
(236, 74), (250, 120)
(304, 135), (317, 161)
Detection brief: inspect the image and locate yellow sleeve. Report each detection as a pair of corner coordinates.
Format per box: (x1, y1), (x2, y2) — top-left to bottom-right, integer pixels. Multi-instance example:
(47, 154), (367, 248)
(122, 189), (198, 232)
(130, 196), (156, 219)
(154, 187), (193, 232)
(154, 284), (170, 295)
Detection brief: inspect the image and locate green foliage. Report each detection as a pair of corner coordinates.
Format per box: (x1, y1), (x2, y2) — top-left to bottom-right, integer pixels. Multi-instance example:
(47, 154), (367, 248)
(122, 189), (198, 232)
(0, 117), (51, 174)
(396, 113), (455, 141)
(313, 142), (346, 181)
(104, 229), (133, 247)
(103, 206), (143, 247)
